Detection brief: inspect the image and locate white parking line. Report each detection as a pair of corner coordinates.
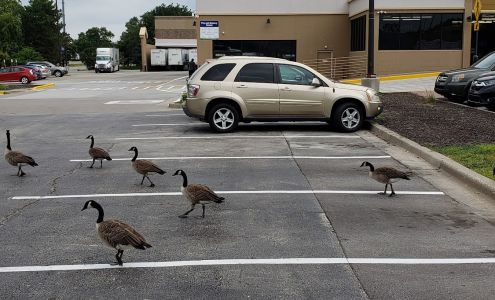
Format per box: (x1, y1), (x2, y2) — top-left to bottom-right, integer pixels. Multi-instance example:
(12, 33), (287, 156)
(105, 100), (164, 105)
(145, 114), (187, 117)
(1, 257), (493, 273)
(132, 123), (202, 127)
(11, 190), (444, 200)
(116, 135), (361, 140)
(69, 155), (392, 162)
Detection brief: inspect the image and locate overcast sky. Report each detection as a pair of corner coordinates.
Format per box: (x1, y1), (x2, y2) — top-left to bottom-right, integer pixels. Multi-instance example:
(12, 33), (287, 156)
(20, 0), (196, 41)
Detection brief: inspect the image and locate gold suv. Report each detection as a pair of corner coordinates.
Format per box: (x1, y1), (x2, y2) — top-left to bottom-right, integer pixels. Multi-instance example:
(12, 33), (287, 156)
(184, 57), (383, 133)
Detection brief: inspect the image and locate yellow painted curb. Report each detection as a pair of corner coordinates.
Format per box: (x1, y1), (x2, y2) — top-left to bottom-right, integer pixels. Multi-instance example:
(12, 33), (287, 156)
(0, 91), (5, 95)
(32, 83), (55, 91)
(340, 72), (441, 84)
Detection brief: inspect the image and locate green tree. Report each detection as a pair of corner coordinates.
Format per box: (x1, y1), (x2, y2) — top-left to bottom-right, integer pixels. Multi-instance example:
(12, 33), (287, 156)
(140, 3), (192, 44)
(0, 0), (24, 54)
(22, 0), (63, 63)
(74, 27), (114, 69)
(118, 17), (141, 67)
(12, 47), (43, 64)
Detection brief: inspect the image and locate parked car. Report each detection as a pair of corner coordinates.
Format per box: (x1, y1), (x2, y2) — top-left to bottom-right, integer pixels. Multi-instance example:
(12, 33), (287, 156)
(468, 71), (495, 111)
(183, 56), (383, 133)
(32, 64), (50, 78)
(26, 61), (68, 77)
(0, 66), (37, 84)
(23, 65), (43, 80)
(435, 51), (495, 102)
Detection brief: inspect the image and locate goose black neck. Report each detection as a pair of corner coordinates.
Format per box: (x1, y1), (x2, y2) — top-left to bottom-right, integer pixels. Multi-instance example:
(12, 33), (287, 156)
(92, 202), (104, 223)
(180, 172), (188, 187)
(89, 136), (94, 148)
(6, 131), (11, 150)
(131, 148), (138, 162)
(367, 162), (375, 172)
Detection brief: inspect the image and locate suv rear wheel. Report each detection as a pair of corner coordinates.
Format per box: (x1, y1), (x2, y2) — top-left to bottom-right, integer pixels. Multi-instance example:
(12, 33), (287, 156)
(208, 103), (239, 133)
(331, 102), (364, 132)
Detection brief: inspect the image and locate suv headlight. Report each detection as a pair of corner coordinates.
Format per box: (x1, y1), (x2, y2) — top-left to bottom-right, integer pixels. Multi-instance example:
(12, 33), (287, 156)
(482, 79), (495, 87)
(451, 74), (466, 82)
(366, 89), (380, 102)
(187, 84), (200, 97)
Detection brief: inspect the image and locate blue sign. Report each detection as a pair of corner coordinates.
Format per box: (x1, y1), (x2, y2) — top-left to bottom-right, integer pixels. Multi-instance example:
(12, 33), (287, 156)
(200, 21), (219, 39)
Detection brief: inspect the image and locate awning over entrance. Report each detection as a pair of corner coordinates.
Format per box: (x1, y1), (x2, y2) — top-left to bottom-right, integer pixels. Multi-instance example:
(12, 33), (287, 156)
(155, 39), (197, 48)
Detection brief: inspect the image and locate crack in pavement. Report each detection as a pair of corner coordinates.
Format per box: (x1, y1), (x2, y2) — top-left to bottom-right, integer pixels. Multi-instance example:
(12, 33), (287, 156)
(49, 162), (83, 194)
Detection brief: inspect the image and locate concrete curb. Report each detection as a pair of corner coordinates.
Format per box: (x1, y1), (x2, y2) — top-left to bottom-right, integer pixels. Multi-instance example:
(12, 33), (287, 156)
(369, 122), (495, 197)
(0, 91), (5, 95)
(32, 83), (55, 91)
(341, 72), (440, 84)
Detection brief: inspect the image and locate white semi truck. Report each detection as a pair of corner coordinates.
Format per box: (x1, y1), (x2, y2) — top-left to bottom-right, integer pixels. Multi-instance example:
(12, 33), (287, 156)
(95, 48), (119, 73)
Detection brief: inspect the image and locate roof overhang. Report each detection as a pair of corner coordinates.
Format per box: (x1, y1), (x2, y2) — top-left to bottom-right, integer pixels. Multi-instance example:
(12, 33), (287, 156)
(155, 39), (197, 48)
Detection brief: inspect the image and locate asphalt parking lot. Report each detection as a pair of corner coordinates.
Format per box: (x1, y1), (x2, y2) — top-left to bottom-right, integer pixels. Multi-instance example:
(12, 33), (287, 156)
(1, 72), (495, 299)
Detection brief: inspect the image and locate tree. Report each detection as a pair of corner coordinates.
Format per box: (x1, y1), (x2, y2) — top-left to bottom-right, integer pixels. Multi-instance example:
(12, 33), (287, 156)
(0, 0), (24, 54)
(140, 3), (192, 44)
(74, 27), (114, 69)
(118, 17), (141, 67)
(12, 47), (43, 64)
(22, 0), (63, 63)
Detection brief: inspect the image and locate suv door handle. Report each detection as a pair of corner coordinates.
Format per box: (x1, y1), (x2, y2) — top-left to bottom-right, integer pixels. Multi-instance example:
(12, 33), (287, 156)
(282, 86), (292, 91)
(236, 84), (248, 88)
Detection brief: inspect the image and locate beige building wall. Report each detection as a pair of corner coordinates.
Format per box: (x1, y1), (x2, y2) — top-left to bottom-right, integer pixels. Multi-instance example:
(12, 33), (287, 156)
(197, 15), (350, 64)
(155, 16), (196, 39)
(139, 27), (156, 72)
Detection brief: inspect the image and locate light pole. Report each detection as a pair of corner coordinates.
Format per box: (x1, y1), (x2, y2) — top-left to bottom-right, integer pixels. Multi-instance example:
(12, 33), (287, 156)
(367, 0), (375, 77)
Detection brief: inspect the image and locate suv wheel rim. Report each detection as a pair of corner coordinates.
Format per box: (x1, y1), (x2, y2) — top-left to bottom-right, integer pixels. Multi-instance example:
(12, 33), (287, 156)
(341, 107), (360, 129)
(213, 108), (234, 130)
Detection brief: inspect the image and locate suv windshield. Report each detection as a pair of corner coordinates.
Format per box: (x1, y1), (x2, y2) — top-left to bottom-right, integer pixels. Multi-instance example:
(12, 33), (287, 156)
(472, 52), (495, 69)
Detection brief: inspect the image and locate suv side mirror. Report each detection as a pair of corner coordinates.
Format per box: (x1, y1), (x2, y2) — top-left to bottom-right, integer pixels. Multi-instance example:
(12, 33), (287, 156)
(311, 78), (321, 87)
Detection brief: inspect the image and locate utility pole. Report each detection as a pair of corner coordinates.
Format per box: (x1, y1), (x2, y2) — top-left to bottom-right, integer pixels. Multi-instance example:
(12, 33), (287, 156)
(367, 0), (375, 77)
(61, 0), (67, 66)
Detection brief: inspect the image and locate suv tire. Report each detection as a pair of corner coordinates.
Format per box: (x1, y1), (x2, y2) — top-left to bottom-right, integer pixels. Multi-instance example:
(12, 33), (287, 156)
(331, 102), (364, 132)
(208, 103), (239, 133)
(487, 104), (495, 112)
(54, 70), (62, 77)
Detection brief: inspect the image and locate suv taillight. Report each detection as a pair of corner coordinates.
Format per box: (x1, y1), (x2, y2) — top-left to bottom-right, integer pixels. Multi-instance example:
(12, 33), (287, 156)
(188, 84), (200, 97)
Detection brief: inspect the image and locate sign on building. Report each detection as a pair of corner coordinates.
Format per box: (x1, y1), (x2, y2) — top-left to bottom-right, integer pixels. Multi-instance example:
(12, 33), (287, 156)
(200, 21), (219, 40)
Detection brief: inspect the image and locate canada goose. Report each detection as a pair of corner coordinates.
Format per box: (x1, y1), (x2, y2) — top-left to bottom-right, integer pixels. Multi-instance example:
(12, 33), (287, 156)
(128, 146), (165, 187)
(4, 130), (38, 177)
(86, 135), (112, 168)
(360, 161), (411, 197)
(81, 200), (151, 265)
(173, 169), (224, 218)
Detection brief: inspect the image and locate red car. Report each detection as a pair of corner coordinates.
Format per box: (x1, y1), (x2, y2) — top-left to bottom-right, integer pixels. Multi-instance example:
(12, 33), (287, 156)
(0, 66), (37, 84)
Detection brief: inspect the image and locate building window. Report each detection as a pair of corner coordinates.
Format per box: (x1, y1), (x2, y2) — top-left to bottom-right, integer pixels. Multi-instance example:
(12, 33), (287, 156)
(213, 40), (296, 61)
(351, 15), (366, 51)
(379, 13), (463, 50)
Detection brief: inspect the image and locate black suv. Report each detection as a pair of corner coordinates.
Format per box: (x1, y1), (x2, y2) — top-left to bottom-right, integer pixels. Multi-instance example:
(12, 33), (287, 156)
(468, 72), (495, 111)
(435, 51), (495, 102)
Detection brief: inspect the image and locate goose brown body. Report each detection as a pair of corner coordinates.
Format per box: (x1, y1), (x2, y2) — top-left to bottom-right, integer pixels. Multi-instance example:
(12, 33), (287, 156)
(82, 200), (151, 265)
(173, 169), (224, 218)
(86, 135), (112, 168)
(128, 147), (165, 187)
(361, 161), (411, 197)
(5, 130), (38, 176)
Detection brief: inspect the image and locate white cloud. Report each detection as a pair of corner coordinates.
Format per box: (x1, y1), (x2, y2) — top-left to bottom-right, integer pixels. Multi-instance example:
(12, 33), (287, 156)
(20, 0), (196, 41)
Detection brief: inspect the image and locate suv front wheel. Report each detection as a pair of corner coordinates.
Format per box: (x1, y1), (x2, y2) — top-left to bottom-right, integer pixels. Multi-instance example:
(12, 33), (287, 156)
(208, 103), (239, 133)
(331, 102), (364, 132)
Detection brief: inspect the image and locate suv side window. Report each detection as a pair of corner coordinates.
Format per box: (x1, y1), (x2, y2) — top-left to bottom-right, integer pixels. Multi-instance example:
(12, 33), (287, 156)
(278, 64), (317, 86)
(201, 63), (236, 81)
(235, 63), (274, 83)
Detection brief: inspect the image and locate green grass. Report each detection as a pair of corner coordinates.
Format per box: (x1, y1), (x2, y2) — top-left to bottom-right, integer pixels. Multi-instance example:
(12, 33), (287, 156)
(431, 144), (495, 180)
(0, 84), (7, 91)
